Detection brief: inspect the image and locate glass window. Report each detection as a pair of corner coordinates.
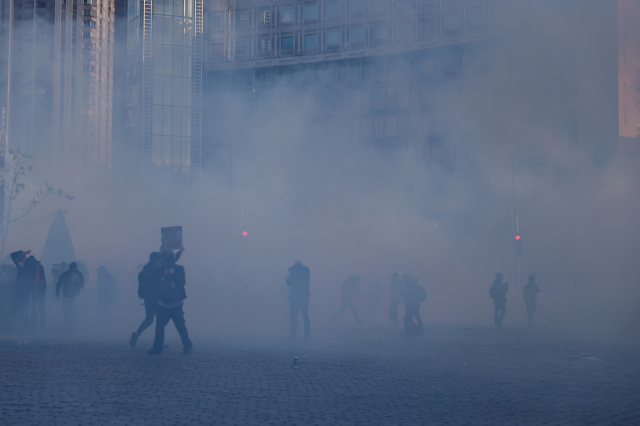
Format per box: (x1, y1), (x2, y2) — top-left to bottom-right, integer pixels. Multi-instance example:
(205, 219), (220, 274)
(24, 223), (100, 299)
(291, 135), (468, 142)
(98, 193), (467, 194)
(371, 0), (387, 13)
(163, 136), (171, 165)
(305, 34), (317, 48)
(235, 12), (249, 27)
(327, 30), (340, 45)
(304, 5), (317, 20)
(172, 107), (182, 136)
(281, 8), (294, 23)
(422, 16), (436, 37)
(327, 2), (340, 17)
(374, 25), (388, 40)
(183, 79), (192, 106)
(172, 47), (183, 76)
(350, 0), (363, 15)
(173, 77), (182, 106)
(444, 12), (462, 35)
(163, 106), (172, 135)
(281, 36), (294, 50)
(397, 22), (411, 39)
(351, 27), (364, 43)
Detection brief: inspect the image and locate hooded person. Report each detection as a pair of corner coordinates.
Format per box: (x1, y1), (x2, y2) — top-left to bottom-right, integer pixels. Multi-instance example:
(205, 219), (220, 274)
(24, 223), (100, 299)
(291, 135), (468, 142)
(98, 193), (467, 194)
(10, 250), (38, 334)
(521, 274), (541, 327)
(489, 273), (509, 327)
(55, 262), (85, 335)
(147, 249), (192, 355)
(285, 260), (311, 340)
(130, 252), (162, 347)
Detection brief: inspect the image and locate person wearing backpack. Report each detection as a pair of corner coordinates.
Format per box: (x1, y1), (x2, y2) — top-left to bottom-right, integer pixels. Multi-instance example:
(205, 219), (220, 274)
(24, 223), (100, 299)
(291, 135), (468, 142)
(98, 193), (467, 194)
(489, 273), (509, 327)
(401, 274), (426, 335)
(129, 252), (162, 347)
(55, 262), (85, 335)
(147, 250), (192, 355)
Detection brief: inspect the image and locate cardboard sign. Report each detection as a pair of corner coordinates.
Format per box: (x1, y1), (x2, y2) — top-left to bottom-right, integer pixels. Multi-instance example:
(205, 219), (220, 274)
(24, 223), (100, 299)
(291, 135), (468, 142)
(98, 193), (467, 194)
(161, 226), (183, 250)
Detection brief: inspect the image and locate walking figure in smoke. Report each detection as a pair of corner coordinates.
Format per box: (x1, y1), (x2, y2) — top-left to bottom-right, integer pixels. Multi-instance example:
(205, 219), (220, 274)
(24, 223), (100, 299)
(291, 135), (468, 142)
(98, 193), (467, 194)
(147, 250), (192, 355)
(521, 274), (541, 327)
(401, 274), (426, 335)
(10, 250), (38, 334)
(55, 262), (85, 335)
(388, 272), (403, 326)
(130, 252), (162, 347)
(330, 275), (365, 326)
(489, 273), (508, 327)
(285, 260), (311, 340)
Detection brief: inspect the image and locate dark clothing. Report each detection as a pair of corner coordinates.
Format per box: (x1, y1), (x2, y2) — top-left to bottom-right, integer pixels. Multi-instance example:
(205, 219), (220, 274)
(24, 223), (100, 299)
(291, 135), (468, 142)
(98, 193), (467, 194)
(286, 264), (310, 300)
(29, 265), (46, 331)
(55, 270), (85, 298)
(157, 265), (186, 305)
(151, 304), (192, 352)
(11, 252), (38, 333)
(522, 282), (541, 326)
(136, 300), (159, 336)
(490, 280), (508, 326)
(289, 298), (310, 338)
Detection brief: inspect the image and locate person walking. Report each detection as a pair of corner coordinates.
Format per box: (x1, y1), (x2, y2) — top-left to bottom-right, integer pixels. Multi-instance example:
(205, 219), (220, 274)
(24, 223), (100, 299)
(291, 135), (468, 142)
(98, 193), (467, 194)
(55, 262), (85, 335)
(29, 262), (47, 332)
(130, 252), (162, 347)
(489, 273), (509, 327)
(330, 275), (365, 326)
(147, 250), (192, 355)
(388, 272), (403, 326)
(522, 274), (541, 327)
(401, 274), (426, 335)
(10, 250), (38, 334)
(285, 260), (311, 340)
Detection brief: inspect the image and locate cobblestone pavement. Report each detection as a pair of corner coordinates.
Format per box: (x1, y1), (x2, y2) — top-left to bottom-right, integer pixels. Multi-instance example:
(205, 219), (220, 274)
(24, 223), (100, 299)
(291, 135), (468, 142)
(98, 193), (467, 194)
(0, 326), (638, 426)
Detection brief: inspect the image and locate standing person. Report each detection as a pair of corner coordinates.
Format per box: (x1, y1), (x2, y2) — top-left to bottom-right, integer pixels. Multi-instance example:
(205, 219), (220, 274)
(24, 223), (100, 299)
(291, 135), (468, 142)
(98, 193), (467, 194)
(388, 273), (403, 326)
(522, 274), (541, 327)
(330, 275), (365, 326)
(29, 262), (47, 332)
(147, 250), (192, 355)
(130, 252), (161, 347)
(489, 273), (509, 327)
(401, 274), (426, 335)
(55, 262), (85, 335)
(10, 250), (38, 334)
(96, 266), (118, 326)
(285, 260), (311, 340)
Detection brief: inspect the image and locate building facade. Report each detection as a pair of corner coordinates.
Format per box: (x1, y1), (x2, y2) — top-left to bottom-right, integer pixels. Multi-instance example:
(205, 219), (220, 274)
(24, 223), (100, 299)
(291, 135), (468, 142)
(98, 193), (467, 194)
(123, 0), (203, 184)
(0, 0), (115, 185)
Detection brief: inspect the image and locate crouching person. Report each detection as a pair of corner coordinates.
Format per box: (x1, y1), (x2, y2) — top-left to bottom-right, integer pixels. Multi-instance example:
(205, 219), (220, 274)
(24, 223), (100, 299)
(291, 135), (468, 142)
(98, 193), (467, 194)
(147, 251), (192, 355)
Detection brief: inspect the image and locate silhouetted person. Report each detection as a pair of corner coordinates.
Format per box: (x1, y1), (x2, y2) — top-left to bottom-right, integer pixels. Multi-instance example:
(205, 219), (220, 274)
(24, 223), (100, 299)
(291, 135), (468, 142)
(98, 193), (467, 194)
(401, 274), (426, 335)
(330, 275), (365, 326)
(96, 266), (118, 325)
(522, 274), (541, 327)
(55, 262), (85, 335)
(286, 260), (311, 340)
(489, 273), (508, 327)
(29, 262), (46, 332)
(130, 252), (162, 347)
(388, 273), (403, 326)
(10, 250), (38, 334)
(148, 250), (192, 355)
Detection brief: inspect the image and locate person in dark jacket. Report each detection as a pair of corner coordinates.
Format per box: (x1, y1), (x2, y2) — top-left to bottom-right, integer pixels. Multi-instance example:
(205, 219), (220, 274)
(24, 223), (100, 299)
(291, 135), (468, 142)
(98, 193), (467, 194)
(330, 275), (365, 326)
(130, 252), (162, 347)
(96, 266), (118, 326)
(522, 274), (541, 327)
(11, 250), (38, 334)
(55, 262), (85, 335)
(147, 250), (192, 355)
(285, 260), (311, 340)
(401, 274), (426, 335)
(388, 272), (403, 326)
(29, 262), (47, 332)
(489, 273), (508, 327)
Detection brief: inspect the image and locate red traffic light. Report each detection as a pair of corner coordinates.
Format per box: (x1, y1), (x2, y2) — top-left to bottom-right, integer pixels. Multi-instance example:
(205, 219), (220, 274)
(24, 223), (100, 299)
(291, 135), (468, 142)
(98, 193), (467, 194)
(515, 234), (521, 240)
(242, 231), (248, 237)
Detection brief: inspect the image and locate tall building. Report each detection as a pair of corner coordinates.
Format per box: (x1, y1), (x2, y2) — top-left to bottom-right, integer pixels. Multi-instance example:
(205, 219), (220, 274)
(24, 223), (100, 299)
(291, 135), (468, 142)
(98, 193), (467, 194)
(199, 0), (627, 185)
(123, 0), (203, 184)
(0, 0), (115, 185)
